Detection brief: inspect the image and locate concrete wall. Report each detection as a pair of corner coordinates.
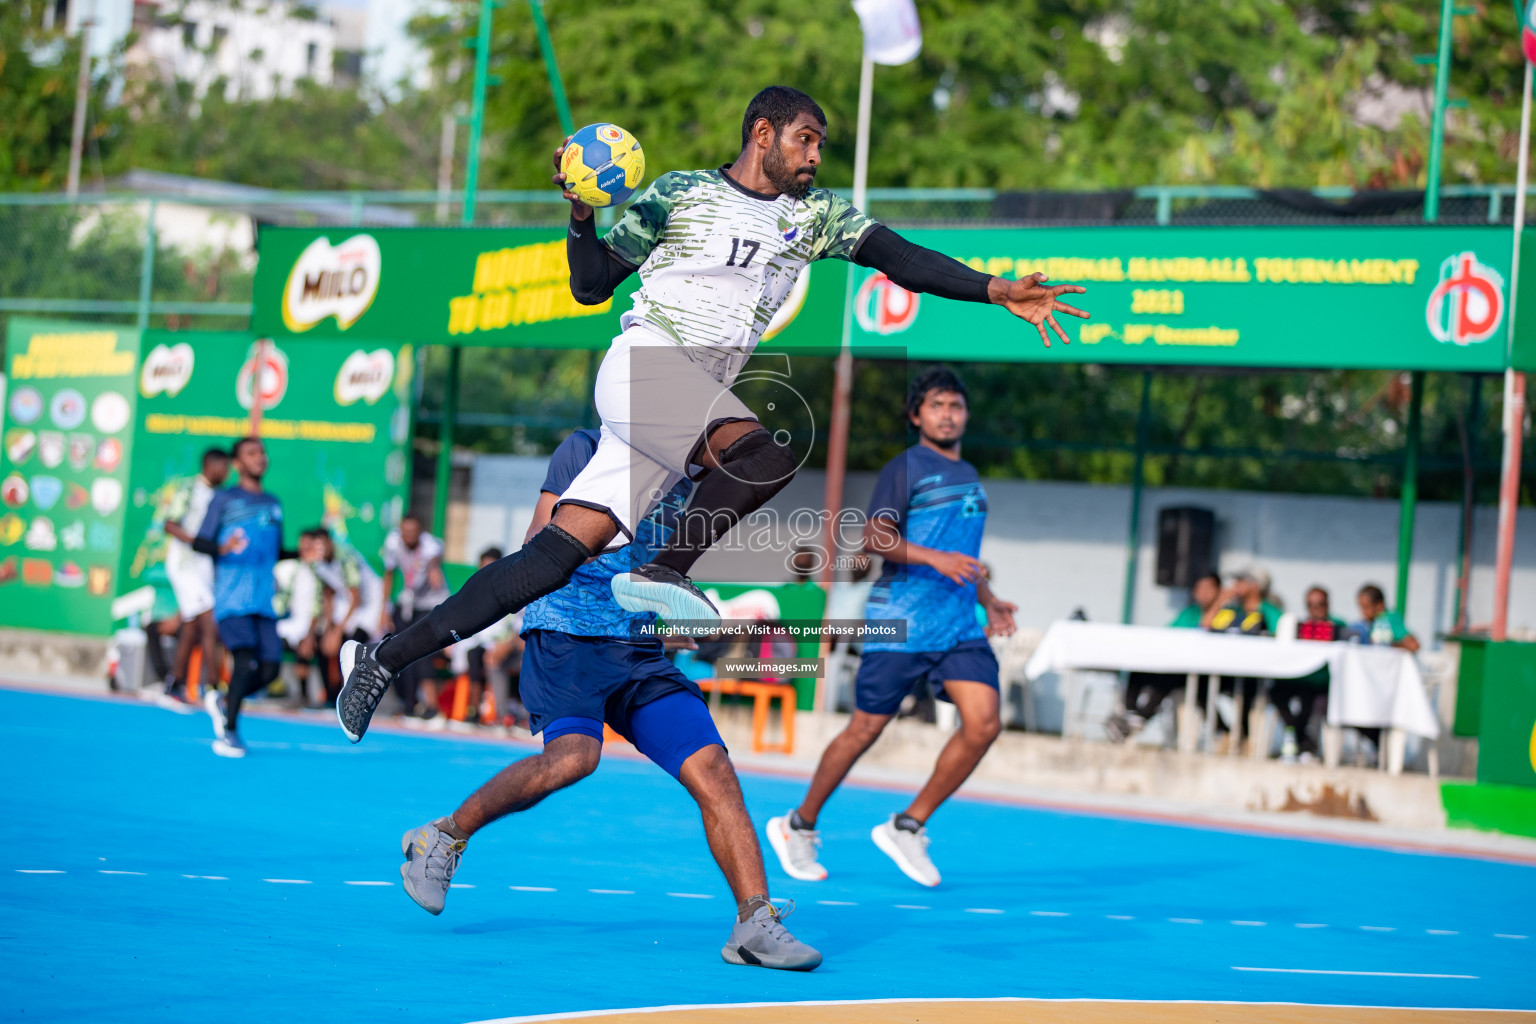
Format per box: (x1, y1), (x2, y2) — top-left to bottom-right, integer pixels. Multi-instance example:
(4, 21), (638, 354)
(464, 453), (1536, 646)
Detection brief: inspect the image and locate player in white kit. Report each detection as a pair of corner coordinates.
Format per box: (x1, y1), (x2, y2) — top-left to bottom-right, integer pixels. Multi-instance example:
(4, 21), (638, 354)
(158, 447), (231, 706)
(335, 86), (1089, 744)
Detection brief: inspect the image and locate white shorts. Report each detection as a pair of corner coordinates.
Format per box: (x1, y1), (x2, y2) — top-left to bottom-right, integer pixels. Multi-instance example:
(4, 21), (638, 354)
(165, 549), (215, 619)
(557, 324), (755, 540)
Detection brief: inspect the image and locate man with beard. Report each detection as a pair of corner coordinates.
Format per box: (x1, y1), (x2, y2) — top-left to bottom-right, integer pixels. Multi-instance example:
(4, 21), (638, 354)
(768, 368), (1016, 889)
(336, 86), (1088, 747)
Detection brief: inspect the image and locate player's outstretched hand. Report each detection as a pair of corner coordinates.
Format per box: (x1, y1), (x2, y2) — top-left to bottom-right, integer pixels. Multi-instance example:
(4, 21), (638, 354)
(552, 135), (595, 222)
(928, 551), (982, 586)
(990, 272), (1089, 348)
(220, 528), (248, 556)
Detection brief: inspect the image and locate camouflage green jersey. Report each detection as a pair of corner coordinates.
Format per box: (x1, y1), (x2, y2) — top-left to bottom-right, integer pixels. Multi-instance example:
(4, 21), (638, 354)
(601, 167), (877, 361)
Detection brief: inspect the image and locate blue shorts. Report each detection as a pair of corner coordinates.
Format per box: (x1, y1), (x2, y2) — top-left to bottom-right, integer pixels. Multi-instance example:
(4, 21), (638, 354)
(855, 638), (1000, 716)
(217, 614), (282, 663)
(519, 630), (723, 779)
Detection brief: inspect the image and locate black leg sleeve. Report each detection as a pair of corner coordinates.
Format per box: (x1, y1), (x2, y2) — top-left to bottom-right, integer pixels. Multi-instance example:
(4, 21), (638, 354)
(224, 649), (260, 732)
(376, 525), (592, 674)
(652, 429), (797, 576)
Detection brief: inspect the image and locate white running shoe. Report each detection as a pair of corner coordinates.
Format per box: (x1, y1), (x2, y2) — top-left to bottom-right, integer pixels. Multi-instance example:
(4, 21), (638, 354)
(871, 816), (941, 887)
(212, 731), (247, 758)
(765, 814), (827, 882)
(202, 687), (227, 741)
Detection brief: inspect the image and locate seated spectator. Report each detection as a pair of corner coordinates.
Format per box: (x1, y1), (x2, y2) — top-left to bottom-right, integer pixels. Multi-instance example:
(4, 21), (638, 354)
(1349, 583), (1420, 652)
(1206, 566), (1283, 749)
(302, 528), (385, 704)
(1208, 566), (1282, 636)
(1110, 572), (1225, 741)
(1270, 586), (1346, 757)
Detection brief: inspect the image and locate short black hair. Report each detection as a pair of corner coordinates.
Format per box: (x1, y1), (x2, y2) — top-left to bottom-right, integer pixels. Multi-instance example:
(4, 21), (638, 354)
(401, 511), (423, 526)
(201, 447), (230, 466)
(232, 436), (263, 458)
(300, 527), (331, 542)
(1194, 572), (1221, 590)
(741, 86), (826, 148)
(905, 365), (969, 421)
(479, 546), (504, 562)
(1358, 583), (1386, 606)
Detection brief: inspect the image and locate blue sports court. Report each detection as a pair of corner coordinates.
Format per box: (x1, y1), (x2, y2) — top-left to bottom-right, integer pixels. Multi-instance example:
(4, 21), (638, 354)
(2, 684), (1532, 1023)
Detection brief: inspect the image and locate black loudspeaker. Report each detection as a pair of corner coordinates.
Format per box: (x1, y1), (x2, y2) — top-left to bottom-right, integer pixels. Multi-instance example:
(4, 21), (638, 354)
(1156, 506), (1215, 588)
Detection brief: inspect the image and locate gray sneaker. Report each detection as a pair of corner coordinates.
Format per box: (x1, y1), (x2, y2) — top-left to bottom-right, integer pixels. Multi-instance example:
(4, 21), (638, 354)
(720, 902), (821, 971)
(400, 822), (465, 916)
(871, 815), (941, 887)
(611, 564), (719, 629)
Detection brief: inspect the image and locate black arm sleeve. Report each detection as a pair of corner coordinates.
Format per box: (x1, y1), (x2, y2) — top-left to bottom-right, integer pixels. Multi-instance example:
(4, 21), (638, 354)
(853, 225), (993, 303)
(566, 213), (639, 305)
(191, 536), (219, 557)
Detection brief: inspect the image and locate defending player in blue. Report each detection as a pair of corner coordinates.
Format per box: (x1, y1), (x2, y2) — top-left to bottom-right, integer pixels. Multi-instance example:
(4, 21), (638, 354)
(396, 429), (821, 971)
(190, 437), (291, 759)
(768, 368), (1017, 888)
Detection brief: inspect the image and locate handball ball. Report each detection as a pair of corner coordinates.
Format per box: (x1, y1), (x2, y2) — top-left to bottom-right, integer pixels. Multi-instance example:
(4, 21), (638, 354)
(560, 123), (645, 207)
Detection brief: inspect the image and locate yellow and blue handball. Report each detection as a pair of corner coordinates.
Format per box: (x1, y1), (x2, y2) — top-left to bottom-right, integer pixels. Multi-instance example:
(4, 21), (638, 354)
(560, 123), (645, 207)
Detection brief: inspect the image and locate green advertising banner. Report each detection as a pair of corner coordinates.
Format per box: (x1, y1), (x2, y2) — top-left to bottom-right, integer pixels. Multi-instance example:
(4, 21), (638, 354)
(122, 331), (412, 620)
(251, 226), (634, 349)
(0, 319), (141, 636)
(850, 226), (1514, 371)
(253, 223), (1516, 371)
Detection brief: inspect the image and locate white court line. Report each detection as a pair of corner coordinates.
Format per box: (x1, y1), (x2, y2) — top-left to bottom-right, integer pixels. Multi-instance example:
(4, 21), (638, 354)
(666, 892), (713, 900)
(1106, 915), (1135, 920)
(1030, 911), (1069, 917)
(263, 878), (312, 884)
(816, 900), (857, 906)
(182, 874), (228, 880)
(449, 884), (475, 889)
(1427, 929), (1459, 935)
(1360, 925), (1395, 932)
(16, 869), (65, 874)
(1294, 923), (1327, 928)
(510, 886), (556, 892)
(1233, 967), (1478, 979)
(588, 889), (634, 895)
(965, 908), (1004, 915)
(345, 881), (394, 886)
(1495, 934), (1529, 939)
(1170, 918), (1203, 924)
(99, 870), (145, 875)
(895, 905), (930, 910)
(1231, 920), (1266, 927)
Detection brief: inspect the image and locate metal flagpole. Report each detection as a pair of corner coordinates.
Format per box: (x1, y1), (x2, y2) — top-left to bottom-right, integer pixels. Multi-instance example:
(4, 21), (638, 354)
(1494, 60), (1533, 641)
(820, 52), (874, 585)
(528, 0), (574, 136)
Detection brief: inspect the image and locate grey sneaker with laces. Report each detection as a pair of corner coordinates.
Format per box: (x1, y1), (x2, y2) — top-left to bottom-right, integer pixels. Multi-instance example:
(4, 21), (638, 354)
(765, 814), (827, 881)
(337, 640), (393, 743)
(720, 901), (821, 971)
(871, 815), (941, 887)
(400, 821), (464, 916)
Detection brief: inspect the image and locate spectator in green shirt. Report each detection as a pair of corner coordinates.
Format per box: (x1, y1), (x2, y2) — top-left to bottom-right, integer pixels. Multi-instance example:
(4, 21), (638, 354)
(1169, 572), (1222, 630)
(1350, 583), (1419, 653)
(1208, 566), (1283, 636)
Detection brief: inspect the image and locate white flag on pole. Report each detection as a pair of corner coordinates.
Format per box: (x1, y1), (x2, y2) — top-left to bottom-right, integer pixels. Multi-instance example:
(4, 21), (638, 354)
(851, 0), (922, 66)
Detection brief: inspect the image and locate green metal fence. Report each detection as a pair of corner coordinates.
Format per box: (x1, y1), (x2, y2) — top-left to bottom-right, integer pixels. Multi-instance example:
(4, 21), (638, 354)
(1, 183), (1533, 336)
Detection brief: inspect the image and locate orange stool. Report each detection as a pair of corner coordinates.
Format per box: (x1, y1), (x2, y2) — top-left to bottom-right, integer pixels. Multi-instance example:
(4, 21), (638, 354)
(697, 679), (797, 754)
(186, 647), (202, 701)
(449, 673), (471, 721)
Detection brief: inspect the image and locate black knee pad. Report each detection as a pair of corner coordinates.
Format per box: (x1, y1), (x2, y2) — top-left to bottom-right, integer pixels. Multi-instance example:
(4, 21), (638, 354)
(716, 429), (797, 505)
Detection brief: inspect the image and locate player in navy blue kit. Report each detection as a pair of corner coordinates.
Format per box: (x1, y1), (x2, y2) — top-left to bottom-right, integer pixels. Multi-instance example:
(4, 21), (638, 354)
(393, 429), (821, 971)
(191, 437), (290, 758)
(768, 368), (1017, 888)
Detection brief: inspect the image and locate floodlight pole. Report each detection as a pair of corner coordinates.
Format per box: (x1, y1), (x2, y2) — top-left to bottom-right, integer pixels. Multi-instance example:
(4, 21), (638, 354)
(1424, 0), (1456, 222)
(529, 0), (574, 136)
(66, 5), (93, 197)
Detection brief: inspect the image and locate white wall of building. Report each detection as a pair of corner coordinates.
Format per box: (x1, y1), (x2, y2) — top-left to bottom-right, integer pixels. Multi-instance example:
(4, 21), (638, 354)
(464, 453), (1536, 647)
(134, 0), (335, 100)
(362, 0), (443, 95)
